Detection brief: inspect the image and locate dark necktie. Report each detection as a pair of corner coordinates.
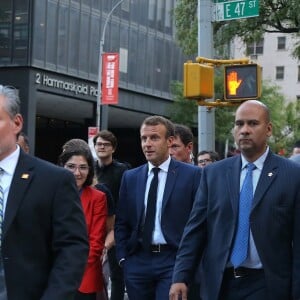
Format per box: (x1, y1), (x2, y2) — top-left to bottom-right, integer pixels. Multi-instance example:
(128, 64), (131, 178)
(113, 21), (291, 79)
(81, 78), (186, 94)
(142, 167), (160, 250)
(230, 163), (256, 267)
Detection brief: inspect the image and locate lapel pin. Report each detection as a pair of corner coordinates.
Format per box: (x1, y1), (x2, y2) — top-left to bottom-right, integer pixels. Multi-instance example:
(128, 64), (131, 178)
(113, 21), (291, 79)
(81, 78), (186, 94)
(268, 172), (273, 177)
(21, 173), (30, 179)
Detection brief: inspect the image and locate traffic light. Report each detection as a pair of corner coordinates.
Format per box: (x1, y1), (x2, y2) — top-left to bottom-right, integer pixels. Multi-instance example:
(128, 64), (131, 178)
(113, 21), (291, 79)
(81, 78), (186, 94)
(184, 62), (214, 99)
(224, 64), (262, 101)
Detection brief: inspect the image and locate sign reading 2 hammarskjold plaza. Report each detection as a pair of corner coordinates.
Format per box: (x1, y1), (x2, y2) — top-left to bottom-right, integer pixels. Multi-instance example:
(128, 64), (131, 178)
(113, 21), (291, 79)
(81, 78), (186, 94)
(213, 0), (259, 22)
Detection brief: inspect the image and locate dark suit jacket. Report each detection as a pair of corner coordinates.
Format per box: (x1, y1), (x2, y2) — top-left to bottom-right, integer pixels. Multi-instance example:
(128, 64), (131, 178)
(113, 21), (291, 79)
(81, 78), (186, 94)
(115, 158), (201, 261)
(1, 150), (89, 300)
(172, 151), (300, 300)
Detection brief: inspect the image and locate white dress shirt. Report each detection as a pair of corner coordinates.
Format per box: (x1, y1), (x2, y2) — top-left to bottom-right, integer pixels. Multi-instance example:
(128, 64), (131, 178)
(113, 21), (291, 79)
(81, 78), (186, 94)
(144, 156), (171, 245)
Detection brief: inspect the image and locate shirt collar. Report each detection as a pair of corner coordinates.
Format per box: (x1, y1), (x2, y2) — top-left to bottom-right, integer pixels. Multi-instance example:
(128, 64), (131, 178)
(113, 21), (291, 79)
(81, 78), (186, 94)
(147, 156), (171, 175)
(0, 145), (20, 175)
(241, 146), (269, 171)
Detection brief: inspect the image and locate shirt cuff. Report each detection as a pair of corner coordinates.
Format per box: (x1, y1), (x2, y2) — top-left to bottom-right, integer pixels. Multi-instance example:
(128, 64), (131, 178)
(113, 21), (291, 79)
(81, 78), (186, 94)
(119, 258), (126, 267)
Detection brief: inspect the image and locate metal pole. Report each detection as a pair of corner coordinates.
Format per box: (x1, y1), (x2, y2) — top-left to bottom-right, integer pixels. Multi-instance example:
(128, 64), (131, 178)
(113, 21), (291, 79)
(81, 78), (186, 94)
(96, 0), (125, 130)
(197, 0), (215, 151)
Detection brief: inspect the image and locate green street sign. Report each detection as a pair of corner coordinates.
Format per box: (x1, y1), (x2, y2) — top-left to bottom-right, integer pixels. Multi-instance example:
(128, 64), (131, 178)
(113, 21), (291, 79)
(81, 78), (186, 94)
(213, 0), (259, 21)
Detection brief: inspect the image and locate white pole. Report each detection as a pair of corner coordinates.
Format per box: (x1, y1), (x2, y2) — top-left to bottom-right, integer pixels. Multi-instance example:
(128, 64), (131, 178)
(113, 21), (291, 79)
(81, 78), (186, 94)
(96, 0), (125, 129)
(197, 0), (215, 152)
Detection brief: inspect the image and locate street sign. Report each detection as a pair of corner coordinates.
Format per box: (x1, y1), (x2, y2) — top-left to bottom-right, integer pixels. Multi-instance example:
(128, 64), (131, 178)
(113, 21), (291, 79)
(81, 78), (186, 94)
(213, 0), (259, 22)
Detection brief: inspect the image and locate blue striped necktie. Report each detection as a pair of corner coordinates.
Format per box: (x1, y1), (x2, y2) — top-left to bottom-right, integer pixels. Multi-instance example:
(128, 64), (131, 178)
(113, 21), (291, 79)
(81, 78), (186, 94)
(230, 163), (256, 267)
(0, 168), (4, 248)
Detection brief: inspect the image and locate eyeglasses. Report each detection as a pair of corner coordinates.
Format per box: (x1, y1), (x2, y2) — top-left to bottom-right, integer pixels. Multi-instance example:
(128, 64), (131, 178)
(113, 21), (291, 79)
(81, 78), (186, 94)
(65, 163), (89, 173)
(198, 159), (212, 164)
(95, 142), (112, 148)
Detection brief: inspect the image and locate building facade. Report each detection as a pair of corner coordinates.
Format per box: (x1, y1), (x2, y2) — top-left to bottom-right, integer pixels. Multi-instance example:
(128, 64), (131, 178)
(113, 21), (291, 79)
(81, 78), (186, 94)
(0, 0), (186, 165)
(232, 32), (300, 102)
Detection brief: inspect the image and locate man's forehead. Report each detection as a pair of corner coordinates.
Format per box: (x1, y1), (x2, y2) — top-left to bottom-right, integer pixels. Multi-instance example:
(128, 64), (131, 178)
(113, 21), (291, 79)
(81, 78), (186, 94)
(141, 124), (165, 133)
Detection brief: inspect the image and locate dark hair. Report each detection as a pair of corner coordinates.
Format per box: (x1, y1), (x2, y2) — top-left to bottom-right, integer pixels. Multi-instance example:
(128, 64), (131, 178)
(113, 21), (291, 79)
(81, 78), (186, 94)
(93, 130), (118, 150)
(174, 124), (193, 146)
(58, 139), (94, 187)
(293, 140), (300, 148)
(141, 115), (174, 138)
(197, 150), (219, 162)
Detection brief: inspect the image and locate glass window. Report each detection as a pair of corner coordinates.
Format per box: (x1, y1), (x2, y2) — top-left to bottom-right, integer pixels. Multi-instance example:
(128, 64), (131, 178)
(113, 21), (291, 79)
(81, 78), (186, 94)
(145, 34), (155, 90)
(32, 0), (46, 65)
(111, 22), (121, 53)
(89, 12), (100, 78)
(156, 0), (164, 32)
(0, 0), (13, 64)
(78, 10), (90, 75)
(68, 4), (80, 72)
(246, 38), (264, 56)
(92, 0), (100, 10)
(165, 0), (173, 34)
(154, 37), (163, 90)
(277, 36), (286, 50)
(13, 0), (29, 64)
(128, 27), (138, 83)
(57, 2), (68, 71)
(276, 66), (284, 80)
(45, 0), (58, 66)
(135, 30), (146, 87)
(298, 66), (300, 82)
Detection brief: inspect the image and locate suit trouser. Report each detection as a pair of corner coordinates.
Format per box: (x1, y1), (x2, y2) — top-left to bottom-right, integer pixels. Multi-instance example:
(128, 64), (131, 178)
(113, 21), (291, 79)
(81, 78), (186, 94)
(219, 268), (266, 300)
(123, 247), (176, 300)
(0, 260), (7, 300)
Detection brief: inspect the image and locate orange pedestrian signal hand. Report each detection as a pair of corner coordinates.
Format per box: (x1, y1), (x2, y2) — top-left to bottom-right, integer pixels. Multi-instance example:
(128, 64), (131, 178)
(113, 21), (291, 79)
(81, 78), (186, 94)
(227, 71), (242, 96)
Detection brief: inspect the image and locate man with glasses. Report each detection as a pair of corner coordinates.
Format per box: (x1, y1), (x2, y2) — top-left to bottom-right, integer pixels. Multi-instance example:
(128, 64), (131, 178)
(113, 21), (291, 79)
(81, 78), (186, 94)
(197, 150), (219, 168)
(93, 130), (129, 300)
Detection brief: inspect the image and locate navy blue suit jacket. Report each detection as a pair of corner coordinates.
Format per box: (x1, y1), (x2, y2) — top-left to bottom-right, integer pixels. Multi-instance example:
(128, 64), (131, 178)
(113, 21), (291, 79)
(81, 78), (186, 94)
(172, 151), (300, 300)
(115, 158), (201, 261)
(2, 150), (89, 300)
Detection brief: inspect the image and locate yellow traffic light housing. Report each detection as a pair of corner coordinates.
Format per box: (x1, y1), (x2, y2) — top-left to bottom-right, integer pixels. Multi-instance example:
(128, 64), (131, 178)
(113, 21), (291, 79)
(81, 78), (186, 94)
(184, 62), (214, 99)
(224, 64), (262, 101)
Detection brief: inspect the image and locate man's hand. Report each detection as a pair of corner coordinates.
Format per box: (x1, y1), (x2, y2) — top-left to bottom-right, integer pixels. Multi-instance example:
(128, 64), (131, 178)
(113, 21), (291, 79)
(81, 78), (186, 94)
(169, 283), (188, 300)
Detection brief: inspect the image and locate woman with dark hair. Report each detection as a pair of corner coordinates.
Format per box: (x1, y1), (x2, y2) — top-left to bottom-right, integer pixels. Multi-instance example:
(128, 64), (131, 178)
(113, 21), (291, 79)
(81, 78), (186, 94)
(58, 139), (108, 300)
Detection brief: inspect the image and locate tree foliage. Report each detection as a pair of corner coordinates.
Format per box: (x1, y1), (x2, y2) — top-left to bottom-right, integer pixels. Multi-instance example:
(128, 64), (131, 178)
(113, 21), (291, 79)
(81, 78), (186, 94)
(168, 81), (198, 127)
(174, 0), (300, 58)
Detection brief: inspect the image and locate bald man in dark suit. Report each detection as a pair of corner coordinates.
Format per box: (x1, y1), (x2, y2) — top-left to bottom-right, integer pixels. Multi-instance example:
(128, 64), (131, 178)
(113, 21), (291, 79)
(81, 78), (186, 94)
(170, 100), (300, 300)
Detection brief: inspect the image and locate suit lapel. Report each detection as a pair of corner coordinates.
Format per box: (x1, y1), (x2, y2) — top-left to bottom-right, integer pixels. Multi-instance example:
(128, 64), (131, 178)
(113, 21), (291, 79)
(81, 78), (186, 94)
(161, 159), (178, 212)
(3, 152), (34, 237)
(136, 165), (148, 221)
(227, 156), (242, 217)
(252, 152), (278, 211)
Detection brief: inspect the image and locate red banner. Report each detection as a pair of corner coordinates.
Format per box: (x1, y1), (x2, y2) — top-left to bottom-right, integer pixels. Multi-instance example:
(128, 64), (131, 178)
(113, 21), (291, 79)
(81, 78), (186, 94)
(101, 53), (119, 105)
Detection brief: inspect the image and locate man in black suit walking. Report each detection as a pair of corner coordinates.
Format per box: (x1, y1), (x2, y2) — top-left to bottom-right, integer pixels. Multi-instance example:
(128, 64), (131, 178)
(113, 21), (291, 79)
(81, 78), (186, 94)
(0, 85), (89, 300)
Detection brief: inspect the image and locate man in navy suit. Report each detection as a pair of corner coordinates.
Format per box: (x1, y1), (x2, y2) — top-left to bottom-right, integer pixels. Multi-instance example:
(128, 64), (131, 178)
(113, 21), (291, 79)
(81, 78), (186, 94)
(0, 85), (89, 300)
(170, 100), (300, 300)
(115, 116), (201, 300)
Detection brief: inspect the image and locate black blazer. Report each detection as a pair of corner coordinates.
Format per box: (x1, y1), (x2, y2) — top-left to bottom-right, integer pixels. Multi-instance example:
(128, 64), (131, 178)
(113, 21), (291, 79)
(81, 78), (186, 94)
(2, 151), (89, 300)
(173, 152), (300, 300)
(115, 158), (201, 261)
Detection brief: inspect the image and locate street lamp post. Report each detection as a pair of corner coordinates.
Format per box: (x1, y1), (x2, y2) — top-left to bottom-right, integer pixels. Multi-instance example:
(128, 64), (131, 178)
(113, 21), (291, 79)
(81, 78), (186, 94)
(96, 0), (125, 130)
